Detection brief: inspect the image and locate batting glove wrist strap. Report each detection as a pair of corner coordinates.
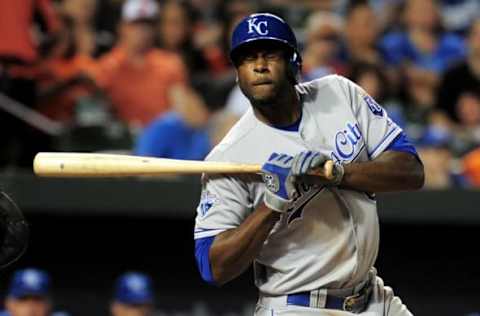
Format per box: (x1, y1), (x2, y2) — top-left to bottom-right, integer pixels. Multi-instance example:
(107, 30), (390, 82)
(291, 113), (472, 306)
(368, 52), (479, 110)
(263, 190), (291, 213)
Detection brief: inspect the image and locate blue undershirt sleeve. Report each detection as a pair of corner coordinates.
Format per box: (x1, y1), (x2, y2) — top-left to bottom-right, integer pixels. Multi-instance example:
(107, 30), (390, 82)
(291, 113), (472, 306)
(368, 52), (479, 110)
(194, 236), (216, 285)
(385, 132), (422, 163)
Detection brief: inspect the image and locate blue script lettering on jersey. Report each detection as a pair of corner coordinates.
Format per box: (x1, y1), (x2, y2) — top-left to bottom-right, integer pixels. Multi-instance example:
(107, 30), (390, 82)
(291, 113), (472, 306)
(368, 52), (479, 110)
(332, 122), (363, 161)
(363, 95), (383, 117)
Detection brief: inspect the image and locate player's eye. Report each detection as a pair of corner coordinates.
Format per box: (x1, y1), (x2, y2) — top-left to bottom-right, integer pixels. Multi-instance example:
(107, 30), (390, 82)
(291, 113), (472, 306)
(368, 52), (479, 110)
(265, 52), (281, 60)
(241, 53), (258, 62)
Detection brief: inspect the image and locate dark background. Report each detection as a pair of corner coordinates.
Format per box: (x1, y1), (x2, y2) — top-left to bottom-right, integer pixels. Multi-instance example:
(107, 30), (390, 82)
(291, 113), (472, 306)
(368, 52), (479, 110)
(0, 175), (479, 316)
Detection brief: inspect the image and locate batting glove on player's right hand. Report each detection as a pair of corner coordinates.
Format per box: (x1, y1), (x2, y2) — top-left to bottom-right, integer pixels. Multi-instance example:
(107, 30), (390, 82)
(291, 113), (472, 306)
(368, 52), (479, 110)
(261, 153), (297, 213)
(291, 151), (344, 186)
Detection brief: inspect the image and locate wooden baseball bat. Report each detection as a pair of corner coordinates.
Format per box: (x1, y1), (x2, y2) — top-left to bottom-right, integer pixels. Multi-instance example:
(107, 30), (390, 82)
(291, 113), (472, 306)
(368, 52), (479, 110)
(33, 152), (335, 178)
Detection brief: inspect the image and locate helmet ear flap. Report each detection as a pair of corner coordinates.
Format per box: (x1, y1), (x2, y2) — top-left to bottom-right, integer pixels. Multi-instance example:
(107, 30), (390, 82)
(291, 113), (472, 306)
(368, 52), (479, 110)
(287, 51), (302, 83)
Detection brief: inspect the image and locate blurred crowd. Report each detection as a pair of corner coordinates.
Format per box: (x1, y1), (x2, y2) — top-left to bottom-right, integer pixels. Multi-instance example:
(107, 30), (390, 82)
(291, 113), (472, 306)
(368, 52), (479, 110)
(1, 0), (480, 188)
(0, 268), (157, 316)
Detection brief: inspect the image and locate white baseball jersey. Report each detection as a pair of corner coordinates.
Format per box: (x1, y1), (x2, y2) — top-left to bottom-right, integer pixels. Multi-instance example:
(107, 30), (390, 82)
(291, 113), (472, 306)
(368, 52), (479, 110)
(194, 75), (402, 296)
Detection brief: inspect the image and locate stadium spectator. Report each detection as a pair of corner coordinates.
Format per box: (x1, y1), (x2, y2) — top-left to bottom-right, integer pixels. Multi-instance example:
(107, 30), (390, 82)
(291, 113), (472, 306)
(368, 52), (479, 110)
(1, 268), (69, 316)
(348, 61), (409, 129)
(417, 125), (456, 188)
(456, 92), (480, 129)
(452, 92), (480, 155)
(157, 0), (209, 81)
(60, 0), (98, 57)
(111, 272), (154, 316)
(437, 19), (480, 121)
(0, 0), (60, 65)
(398, 66), (441, 142)
(380, 0), (466, 74)
(463, 147), (480, 187)
(349, 62), (390, 104)
(182, 0), (256, 128)
(90, 0), (187, 128)
(340, 2), (383, 66)
(213, 0), (256, 73)
(36, 16), (98, 123)
(135, 85), (212, 160)
(439, 0), (480, 34)
(302, 11), (346, 81)
(0, 0), (61, 167)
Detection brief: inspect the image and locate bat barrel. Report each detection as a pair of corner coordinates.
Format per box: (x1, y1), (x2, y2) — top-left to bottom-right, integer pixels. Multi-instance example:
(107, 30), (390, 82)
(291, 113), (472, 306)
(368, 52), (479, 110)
(33, 152), (262, 177)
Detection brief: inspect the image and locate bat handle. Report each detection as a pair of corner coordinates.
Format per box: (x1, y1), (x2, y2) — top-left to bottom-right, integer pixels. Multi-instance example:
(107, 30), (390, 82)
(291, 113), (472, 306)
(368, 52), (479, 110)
(307, 160), (336, 180)
(324, 160), (335, 180)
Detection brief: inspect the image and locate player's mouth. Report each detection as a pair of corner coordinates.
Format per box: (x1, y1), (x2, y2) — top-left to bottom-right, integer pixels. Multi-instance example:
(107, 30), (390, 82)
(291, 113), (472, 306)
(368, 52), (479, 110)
(252, 79), (273, 86)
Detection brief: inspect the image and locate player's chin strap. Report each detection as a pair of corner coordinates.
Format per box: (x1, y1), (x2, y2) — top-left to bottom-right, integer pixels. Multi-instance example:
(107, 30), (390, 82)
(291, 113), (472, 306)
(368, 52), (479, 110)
(0, 192), (29, 269)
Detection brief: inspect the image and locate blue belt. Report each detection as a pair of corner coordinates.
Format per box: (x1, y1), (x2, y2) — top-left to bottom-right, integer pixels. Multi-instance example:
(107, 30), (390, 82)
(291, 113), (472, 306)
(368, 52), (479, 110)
(286, 286), (371, 313)
(287, 292), (344, 309)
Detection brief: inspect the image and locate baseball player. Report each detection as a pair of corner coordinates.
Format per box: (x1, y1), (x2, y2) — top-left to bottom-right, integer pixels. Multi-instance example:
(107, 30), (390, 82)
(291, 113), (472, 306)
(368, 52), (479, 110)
(110, 272), (155, 316)
(194, 13), (424, 316)
(2, 268), (70, 316)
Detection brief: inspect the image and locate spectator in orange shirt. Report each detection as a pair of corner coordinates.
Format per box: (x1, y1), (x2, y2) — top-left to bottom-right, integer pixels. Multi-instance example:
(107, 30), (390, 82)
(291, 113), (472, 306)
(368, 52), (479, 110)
(91, 0), (188, 128)
(36, 16), (98, 123)
(0, 0), (60, 64)
(61, 0), (99, 57)
(0, 0), (60, 167)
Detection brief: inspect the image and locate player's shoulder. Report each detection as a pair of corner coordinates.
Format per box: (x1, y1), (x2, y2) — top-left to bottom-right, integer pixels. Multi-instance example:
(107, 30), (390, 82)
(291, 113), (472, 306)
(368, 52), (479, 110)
(297, 74), (352, 96)
(296, 74), (357, 106)
(205, 108), (258, 162)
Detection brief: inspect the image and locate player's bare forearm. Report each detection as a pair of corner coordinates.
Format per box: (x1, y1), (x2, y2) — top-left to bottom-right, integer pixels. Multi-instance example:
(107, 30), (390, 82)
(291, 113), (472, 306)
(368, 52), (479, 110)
(340, 151), (424, 193)
(209, 204), (280, 285)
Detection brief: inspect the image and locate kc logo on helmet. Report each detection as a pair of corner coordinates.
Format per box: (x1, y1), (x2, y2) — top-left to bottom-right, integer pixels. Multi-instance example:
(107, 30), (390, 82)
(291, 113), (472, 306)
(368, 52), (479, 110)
(247, 18), (269, 35)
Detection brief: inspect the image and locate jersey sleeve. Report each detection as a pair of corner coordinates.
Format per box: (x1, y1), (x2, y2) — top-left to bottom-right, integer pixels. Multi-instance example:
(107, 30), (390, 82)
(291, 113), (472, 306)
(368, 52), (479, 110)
(194, 172), (252, 240)
(337, 76), (403, 160)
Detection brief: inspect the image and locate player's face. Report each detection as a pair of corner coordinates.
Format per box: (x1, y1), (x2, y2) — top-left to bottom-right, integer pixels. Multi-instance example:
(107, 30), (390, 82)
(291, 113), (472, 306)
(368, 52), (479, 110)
(111, 302), (152, 316)
(6, 296), (51, 316)
(235, 42), (291, 107)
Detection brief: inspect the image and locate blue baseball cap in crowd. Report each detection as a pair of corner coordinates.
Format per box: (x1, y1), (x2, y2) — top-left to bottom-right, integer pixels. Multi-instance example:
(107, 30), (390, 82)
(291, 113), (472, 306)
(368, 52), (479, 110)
(8, 268), (51, 298)
(417, 125), (453, 148)
(114, 272), (154, 305)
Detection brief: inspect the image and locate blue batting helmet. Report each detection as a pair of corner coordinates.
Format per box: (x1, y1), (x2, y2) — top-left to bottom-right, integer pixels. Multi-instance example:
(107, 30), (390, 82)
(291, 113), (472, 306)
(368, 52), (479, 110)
(230, 13), (302, 77)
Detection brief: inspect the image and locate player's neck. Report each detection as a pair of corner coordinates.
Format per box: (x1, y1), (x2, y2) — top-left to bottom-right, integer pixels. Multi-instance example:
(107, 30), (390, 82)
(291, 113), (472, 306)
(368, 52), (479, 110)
(252, 86), (301, 127)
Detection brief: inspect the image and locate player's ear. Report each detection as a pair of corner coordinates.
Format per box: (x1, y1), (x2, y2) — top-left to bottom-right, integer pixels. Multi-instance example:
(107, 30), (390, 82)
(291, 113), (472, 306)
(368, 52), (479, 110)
(285, 66), (296, 84)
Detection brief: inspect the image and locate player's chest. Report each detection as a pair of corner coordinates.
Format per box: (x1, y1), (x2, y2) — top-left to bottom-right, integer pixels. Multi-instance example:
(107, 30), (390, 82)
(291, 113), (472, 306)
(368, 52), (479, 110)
(256, 113), (367, 164)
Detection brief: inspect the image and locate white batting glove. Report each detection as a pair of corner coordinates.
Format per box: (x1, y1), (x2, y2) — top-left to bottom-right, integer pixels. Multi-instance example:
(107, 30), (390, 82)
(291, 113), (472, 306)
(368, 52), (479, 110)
(291, 151), (344, 186)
